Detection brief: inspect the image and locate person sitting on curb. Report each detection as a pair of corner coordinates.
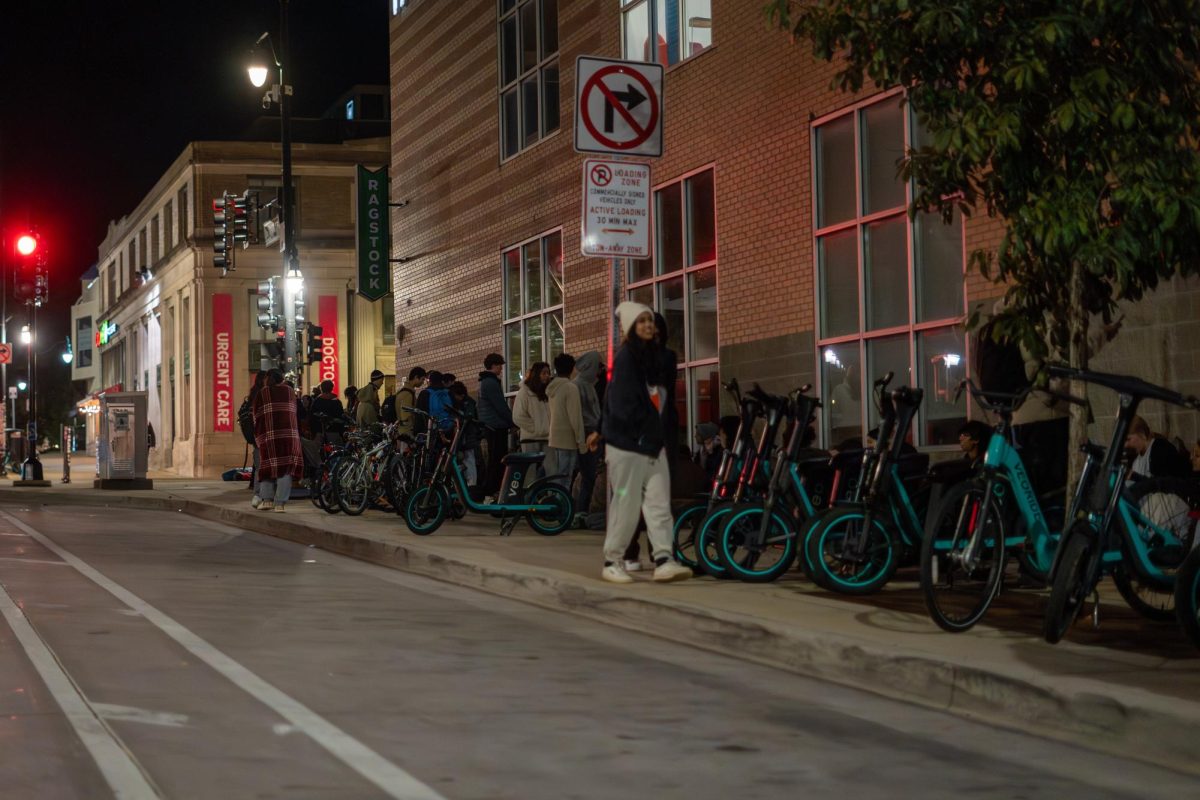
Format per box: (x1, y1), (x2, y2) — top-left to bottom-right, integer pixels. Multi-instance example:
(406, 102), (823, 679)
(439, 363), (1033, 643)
(590, 301), (692, 585)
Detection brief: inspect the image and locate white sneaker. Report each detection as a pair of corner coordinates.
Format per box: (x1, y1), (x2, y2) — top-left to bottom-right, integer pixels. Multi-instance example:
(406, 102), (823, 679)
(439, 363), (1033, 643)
(250, 496), (262, 509)
(259, 500), (274, 511)
(623, 560), (644, 572)
(483, 495), (496, 504)
(652, 560), (693, 583)
(272, 504), (286, 513)
(601, 563), (634, 584)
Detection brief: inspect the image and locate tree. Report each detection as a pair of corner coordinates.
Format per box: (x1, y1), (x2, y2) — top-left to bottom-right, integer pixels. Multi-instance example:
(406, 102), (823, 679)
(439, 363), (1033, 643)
(767, 0), (1200, 476)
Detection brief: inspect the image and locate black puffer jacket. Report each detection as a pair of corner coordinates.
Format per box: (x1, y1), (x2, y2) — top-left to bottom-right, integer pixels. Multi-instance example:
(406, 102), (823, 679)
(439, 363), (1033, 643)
(601, 342), (664, 456)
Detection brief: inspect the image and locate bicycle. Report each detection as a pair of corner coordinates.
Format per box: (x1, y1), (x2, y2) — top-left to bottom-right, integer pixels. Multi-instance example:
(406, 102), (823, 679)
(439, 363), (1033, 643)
(802, 375), (931, 595)
(402, 405), (574, 536)
(333, 424), (396, 516)
(1042, 364), (1200, 643)
(920, 380), (1087, 632)
(715, 387), (831, 582)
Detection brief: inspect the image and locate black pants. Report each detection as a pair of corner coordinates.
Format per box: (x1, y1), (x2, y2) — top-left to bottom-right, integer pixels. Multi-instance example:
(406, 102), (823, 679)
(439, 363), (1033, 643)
(484, 426), (510, 495)
(1014, 417), (1069, 497)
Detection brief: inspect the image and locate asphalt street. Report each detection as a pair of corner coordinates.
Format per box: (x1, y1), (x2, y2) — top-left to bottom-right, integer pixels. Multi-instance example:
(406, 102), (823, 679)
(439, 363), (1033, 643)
(0, 502), (1195, 800)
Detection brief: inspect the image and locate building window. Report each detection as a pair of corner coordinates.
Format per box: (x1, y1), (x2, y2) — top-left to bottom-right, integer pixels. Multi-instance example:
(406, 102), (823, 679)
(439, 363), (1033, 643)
(392, 0), (407, 14)
(127, 241), (136, 292)
(813, 92), (967, 449)
(502, 229), (565, 393)
(164, 200), (175, 252)
(150, 216), (160, 265)
(381, 292), (396, 345)
(498, 0), (559, 161)
(620, 0), (712, 66)
(76, 317), (93, 368)
(106, 261), (117, 309)
(177, 185), (189, 244)
(627, 166), (719, 447)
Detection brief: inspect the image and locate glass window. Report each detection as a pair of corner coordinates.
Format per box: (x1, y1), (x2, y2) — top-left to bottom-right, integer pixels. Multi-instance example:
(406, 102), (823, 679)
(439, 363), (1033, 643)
(814, 94), (966, 447)
(628, 167), (718, 439)
(623, 1), (650, 62)
(818, 230), (858, 339)
(681, 0), (712, 57)
(502, 230), (565, 393)
(816, 114), (856, 228)
(622, 1), (708, 66)
(499, 0), (559, 161)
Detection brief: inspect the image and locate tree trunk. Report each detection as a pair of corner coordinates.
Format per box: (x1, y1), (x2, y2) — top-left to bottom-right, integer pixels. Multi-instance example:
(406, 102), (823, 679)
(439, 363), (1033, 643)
(1066, 261), (1089, 489)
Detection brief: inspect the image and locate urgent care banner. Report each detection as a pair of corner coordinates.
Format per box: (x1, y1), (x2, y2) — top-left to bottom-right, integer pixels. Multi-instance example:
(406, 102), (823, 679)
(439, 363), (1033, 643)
(318, 295), (340, 394)
(212, 293), (234, 432)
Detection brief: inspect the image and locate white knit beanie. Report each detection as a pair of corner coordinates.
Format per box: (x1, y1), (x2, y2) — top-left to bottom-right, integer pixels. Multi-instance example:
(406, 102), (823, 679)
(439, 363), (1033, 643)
(616, 301), (653, 338)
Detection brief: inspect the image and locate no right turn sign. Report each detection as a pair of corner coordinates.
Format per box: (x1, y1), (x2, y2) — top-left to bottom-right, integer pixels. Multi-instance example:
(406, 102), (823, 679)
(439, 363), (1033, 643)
(574, 56), (664, 158)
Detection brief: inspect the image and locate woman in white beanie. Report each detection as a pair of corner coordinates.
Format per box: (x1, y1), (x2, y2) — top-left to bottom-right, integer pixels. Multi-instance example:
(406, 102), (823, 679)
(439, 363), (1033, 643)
(594, 301), (693, 584)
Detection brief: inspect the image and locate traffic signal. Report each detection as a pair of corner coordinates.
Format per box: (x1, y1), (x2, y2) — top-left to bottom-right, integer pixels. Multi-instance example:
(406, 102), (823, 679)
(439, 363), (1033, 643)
(211, 194), (234, 274)
(231, 193), (250, 247)
(305, 323), (324, 364)
(255, 279), (279, 332)
(12, 231), (43, 305)
(259, 339), (283, 372)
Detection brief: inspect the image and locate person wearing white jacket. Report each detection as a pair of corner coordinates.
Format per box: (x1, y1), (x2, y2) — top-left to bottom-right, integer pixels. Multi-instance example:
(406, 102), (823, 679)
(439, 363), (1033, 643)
(512, 361), (551, 480)
(545, 352), (588, 489)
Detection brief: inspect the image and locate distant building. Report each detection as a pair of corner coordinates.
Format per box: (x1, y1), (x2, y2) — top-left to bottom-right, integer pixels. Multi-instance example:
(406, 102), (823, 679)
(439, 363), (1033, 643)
(69, 264), (101, 452)
(76, 126), (394, 476)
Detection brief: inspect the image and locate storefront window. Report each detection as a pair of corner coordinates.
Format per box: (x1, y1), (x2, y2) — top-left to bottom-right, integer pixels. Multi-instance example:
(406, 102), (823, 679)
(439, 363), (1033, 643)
(813, 91), (966, 447)
(502, 230), (565, 393)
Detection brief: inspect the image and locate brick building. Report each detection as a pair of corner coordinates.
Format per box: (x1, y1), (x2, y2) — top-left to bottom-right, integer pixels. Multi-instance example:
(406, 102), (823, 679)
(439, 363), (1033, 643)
(389, 0), (1200, 451)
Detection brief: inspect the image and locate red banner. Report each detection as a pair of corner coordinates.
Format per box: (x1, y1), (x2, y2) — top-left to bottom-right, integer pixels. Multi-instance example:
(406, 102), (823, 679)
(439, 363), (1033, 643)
(318, 295), (340, 394)
(212, 293), (234, 432)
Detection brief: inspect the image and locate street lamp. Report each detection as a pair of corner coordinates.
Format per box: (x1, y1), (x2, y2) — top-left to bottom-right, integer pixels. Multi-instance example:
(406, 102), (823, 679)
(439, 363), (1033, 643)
(20, 325), (31, 345)
(16, 380), (26, 392)
(246, 2), (302, 384)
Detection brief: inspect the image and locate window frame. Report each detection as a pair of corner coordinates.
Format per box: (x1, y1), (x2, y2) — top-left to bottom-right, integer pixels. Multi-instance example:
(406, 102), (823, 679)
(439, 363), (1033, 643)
(619, 0), (713, 68)
(501, 227), (566, 395)
(497, 0), (560, 162)
(626, 163), (720, 441)
(811, 88), (969, 449)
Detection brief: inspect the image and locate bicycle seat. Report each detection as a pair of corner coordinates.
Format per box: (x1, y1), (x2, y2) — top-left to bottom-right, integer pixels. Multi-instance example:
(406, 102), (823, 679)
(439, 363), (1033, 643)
(503, 451), (546, 465)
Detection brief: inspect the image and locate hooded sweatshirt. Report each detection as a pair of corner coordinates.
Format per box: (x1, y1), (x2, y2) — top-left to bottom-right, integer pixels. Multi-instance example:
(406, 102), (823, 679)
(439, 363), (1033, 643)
(573, 351), (602, 435)
(547, 375), (587, 453)
(512, 382), (550, 442)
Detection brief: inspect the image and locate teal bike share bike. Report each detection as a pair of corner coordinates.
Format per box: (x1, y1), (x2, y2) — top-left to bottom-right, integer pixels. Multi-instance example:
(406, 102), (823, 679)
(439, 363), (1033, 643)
(1042, 365), (1200, 643)
(402, 405), (573, 536)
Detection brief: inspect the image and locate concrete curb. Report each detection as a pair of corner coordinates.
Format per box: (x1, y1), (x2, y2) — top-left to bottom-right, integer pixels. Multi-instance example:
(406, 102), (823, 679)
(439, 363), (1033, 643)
(5, 486), (1200, 774)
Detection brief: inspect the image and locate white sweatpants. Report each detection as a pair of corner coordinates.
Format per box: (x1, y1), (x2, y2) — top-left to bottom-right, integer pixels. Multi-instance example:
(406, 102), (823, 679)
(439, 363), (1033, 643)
(603, 445), (674, 564)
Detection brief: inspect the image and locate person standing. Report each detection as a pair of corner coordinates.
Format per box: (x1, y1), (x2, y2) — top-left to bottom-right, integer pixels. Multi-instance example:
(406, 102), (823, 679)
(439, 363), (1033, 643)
(546, 353), (587, 490)
(572, 351), (603, 520)
(310, 380), (346, 442)
(395, 367), (427, 436)
(477, 353), (514, 501)
(356, 370), (385, 427)
(251, 370), (304, 512)
(240, 370), (268, 499)
(449, 381), (482, 489)
(513, 361), (551, 459)
(343, 385), (359, 420)
(597, 302), (692, 584)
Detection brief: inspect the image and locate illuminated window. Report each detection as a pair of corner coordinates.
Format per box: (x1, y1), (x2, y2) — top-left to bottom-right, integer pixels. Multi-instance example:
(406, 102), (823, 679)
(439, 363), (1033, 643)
(502, 229), (564, 393)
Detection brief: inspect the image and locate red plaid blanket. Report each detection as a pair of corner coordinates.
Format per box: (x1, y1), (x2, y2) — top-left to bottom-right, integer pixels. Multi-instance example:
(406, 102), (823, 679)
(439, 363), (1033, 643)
(252, 384), (304, 481)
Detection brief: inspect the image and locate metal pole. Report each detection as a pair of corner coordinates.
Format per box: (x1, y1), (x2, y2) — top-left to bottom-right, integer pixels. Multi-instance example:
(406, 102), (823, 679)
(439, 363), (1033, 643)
(278, 0), (301, 387)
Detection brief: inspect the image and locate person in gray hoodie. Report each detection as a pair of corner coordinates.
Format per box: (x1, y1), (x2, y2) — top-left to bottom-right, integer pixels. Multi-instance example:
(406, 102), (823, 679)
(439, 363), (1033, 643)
(573, 351), (603, 521)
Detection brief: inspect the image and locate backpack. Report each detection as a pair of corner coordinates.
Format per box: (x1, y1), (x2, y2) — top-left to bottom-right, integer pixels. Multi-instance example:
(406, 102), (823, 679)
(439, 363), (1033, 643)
(237, 397), (256, 444)
(380, 393), (398, 424)
(427, 388), (453, 430)
(974, 317), (1029, 402)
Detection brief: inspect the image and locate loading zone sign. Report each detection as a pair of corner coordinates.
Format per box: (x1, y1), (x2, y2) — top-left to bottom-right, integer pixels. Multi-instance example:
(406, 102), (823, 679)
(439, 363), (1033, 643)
(582, 159), (651, 258)
(574, 56), (663, 158)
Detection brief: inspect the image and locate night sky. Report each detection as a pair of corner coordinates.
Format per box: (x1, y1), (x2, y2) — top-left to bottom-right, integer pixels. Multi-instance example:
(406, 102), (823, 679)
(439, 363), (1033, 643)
(0, 1), (389, 404)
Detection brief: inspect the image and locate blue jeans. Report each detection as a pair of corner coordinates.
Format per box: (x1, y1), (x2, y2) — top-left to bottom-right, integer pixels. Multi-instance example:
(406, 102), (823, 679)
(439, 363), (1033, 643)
(544, 447), (578, 490)
(258, 474), (293, 504)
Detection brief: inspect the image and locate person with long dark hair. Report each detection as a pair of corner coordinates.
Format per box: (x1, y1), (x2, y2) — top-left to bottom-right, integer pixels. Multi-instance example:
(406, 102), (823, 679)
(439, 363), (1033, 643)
(597, 302), (692, 584)
(243, 369), (268, 505)
(513, 361), (551, 478)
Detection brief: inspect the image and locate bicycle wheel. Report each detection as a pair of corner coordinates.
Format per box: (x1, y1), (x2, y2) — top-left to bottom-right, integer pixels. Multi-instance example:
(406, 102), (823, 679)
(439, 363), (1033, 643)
(1113, 477), (1200, 621)
(404, 485), (449, 535)
(672, 503), (707, 569)
(1043, 522), (1098, 644)
(382, 456), (410, 514)
(718, 504), (796, 583)
(526, 484), (573, 535)
(695, 504), (734, 578)
(336, 459), (371, 516)
(920, 481), (1006, 633)
(1173, 548), (1200, 650)
(320, 457), (343, 514)
(311, 466), (329, 510)
(804, 507), (899, 595)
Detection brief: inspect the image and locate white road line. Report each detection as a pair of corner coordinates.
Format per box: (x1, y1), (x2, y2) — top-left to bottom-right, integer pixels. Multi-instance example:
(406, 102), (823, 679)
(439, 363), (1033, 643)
(0, 555), (70, 565)
(0, 579), (160, 799)
(0, 507), (447, 800)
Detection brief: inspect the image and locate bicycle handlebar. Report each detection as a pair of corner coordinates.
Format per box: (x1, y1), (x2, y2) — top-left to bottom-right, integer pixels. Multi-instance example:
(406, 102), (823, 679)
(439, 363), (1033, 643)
(1046, 363), (1197, 409)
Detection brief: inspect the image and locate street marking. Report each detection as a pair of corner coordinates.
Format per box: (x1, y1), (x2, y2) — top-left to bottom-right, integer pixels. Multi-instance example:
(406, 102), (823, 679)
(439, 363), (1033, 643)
(0, 555), (69, 566)
(0, 531), (31, 536)
(0, 579), (160, 799)
(93, 703), (190, 729)
(0, 508), (447, 800)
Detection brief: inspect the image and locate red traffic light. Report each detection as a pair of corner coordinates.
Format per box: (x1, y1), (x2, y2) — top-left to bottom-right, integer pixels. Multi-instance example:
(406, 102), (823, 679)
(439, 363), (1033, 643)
(16, 234), (37, 256)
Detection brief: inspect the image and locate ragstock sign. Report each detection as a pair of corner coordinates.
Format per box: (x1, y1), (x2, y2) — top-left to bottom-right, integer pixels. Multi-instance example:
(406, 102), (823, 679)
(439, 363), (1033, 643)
(356, 165), (391, 302)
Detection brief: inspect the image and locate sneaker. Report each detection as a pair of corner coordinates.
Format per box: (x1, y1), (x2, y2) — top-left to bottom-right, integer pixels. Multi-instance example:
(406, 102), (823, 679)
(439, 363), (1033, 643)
(601, 562), (634, 584)
(272, 504), (286, 513)
(259, 500), (274, 511)
(652, 560), (693, 583)
(482, 495), (496, 505)
(250, 496), (263, 509)
(623, 560), (644, 572)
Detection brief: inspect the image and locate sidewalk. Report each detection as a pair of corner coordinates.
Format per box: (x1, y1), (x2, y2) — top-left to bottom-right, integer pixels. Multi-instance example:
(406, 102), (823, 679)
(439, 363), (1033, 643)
(4, 459), (1199, 774)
